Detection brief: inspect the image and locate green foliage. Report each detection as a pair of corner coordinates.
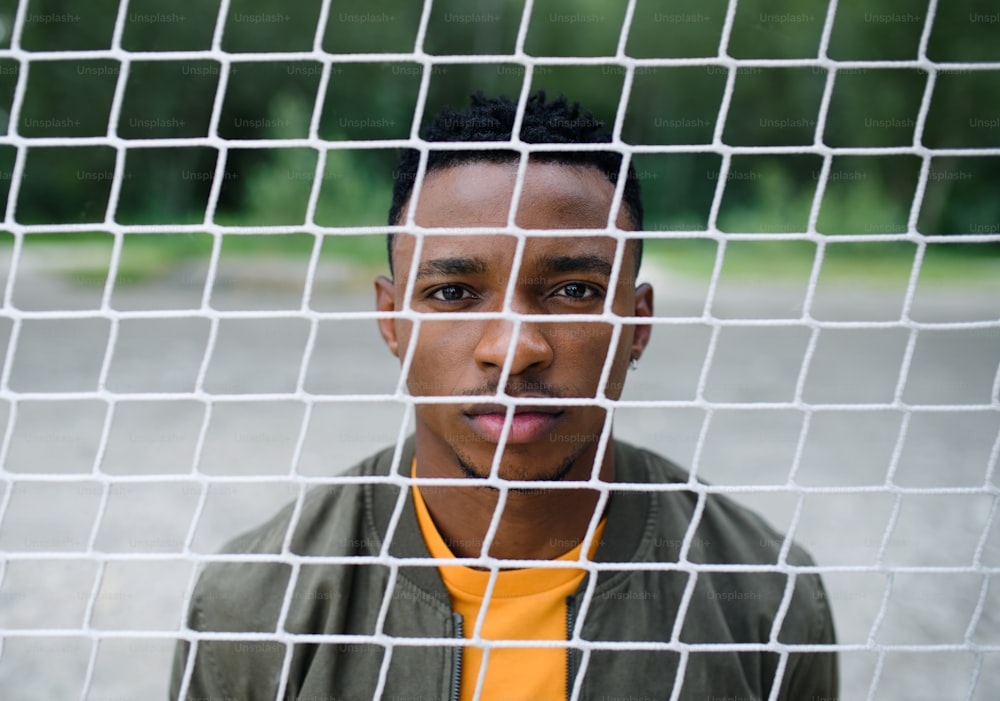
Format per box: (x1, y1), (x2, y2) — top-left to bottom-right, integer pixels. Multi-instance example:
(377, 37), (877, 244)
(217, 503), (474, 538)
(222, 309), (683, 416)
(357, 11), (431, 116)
(827, 0), (926, 61)
(213, 98), (396, 229)
(728, 0), (829, 59)
(0, 0), (996, 275)
(626, 0), (728, 58)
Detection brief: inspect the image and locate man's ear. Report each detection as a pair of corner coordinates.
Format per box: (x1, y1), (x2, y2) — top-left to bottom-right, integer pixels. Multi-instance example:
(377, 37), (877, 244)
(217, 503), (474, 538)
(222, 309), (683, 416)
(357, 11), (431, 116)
(374, 276), (399, 357)
(630, 282), (654, 361)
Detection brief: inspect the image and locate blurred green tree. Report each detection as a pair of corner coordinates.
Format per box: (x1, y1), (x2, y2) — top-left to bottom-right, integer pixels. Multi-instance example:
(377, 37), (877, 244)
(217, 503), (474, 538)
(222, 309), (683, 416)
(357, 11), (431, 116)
(0, 0), (995, 242)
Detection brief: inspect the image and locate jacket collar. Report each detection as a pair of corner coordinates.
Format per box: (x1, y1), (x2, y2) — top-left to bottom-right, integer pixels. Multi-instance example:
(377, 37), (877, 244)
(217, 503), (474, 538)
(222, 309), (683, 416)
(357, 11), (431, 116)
(366, 435), (450, 600)
(365, 436), (654, 599)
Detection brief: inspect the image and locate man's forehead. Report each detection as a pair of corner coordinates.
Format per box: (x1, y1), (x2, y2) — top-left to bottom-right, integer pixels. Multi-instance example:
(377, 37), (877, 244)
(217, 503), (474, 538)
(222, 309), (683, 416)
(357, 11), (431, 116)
(403, 161), (625, 229)
(394, 233), (625, 275)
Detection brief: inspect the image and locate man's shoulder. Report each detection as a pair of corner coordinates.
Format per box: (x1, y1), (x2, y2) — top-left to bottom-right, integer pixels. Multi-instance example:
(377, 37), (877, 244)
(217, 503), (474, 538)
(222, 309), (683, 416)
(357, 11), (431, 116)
(614, 439), (814, 567)
(187, 443), (403, 631)
(613, 440), (834, 651)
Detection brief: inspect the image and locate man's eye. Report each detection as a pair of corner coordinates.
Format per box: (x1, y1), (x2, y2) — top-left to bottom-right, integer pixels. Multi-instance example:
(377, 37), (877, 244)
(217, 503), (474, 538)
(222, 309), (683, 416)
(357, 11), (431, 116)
(429, 285), (473, 302)
(555, 282), (601, 300)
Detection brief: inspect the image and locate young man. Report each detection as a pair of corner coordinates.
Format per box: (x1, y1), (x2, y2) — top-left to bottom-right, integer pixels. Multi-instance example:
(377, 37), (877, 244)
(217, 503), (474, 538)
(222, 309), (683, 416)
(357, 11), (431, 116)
(172, 92), (838, 700)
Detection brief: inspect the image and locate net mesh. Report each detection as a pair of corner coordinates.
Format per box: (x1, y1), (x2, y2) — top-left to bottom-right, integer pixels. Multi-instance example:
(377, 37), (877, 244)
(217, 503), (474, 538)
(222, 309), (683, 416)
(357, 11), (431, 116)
(0, 0), (998, 699)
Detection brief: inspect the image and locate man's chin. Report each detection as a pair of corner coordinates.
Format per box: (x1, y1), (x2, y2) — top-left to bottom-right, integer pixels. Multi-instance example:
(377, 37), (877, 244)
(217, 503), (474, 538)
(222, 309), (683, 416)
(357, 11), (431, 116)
(454, 448), (580, 488)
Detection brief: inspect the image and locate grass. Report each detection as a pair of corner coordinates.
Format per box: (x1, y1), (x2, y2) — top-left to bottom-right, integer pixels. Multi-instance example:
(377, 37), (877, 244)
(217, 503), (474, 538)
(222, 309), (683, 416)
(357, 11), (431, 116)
(6, 229), (997, 293)
(3, 150), (996, 290)
(7, 92), (998, 288)
(644, 238), (1000, 288)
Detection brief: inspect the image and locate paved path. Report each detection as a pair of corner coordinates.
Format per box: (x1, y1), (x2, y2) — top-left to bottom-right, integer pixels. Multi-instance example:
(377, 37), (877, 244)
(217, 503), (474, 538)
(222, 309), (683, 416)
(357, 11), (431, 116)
(0, 253), (997, 700)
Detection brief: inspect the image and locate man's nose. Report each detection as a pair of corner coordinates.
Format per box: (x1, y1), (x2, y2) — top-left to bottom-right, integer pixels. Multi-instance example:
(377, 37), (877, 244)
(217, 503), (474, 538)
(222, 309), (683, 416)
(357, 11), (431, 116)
(472, 314), (553, 376)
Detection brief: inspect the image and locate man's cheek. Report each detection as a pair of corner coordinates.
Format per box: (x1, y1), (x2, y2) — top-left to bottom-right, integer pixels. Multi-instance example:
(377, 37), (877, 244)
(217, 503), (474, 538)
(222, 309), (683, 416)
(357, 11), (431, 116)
(417, 321), (477, 355)
(561, 323), (614, 355)
(405, 324), (472, 392)
(575, 327), (617, 397)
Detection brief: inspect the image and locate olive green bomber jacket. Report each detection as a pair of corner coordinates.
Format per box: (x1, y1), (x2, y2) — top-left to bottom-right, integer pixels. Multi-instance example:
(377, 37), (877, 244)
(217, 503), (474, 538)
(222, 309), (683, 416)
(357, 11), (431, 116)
(170, 438), (838, 700)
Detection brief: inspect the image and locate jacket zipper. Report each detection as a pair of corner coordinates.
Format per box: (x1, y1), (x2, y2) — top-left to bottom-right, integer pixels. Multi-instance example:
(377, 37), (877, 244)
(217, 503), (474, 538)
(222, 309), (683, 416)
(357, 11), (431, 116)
(450, 612), (464, 701)
(565, 597), (576, 701)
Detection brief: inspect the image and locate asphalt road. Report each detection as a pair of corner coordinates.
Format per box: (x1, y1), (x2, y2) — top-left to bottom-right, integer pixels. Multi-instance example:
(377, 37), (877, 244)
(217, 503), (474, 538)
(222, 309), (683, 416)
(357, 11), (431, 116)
(0, 253), (998, 700)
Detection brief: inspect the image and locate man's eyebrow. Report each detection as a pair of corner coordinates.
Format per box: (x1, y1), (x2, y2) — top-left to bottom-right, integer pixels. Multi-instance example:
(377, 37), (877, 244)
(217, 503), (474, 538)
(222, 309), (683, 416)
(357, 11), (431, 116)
(535, 254), (614, 277)
(415, 257), (489, 279)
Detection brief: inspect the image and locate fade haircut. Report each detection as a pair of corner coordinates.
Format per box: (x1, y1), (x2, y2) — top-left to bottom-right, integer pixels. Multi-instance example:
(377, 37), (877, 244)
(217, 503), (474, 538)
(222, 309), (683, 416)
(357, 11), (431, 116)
(387, 91), (644, 278)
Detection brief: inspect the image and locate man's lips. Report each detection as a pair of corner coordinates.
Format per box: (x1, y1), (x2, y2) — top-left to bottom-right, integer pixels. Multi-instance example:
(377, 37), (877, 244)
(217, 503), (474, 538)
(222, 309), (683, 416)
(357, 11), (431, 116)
(464, 402), (564, 417)
(463, 401), (565, 444)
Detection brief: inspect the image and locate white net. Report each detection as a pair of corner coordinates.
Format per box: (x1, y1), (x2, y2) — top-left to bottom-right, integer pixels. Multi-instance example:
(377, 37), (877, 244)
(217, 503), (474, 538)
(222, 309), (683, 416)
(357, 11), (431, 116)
(0, 0), (998, 699)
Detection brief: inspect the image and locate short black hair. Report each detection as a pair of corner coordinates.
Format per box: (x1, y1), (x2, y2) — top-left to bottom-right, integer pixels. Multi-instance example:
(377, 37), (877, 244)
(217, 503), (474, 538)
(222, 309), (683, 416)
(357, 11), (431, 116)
(387, 90), (643, 277)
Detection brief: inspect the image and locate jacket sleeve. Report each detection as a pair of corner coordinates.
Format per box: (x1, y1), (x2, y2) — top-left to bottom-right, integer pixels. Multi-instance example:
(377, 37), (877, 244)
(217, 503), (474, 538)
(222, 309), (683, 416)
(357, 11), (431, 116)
(168, 635), (190, 700)
(166, 516), (295, 701)
(167, 452), (396, 700)
(779, 574), (840, 699)
(167, 571), (290, 700)
(168, 607), (236, 701)
(168, 634), (230, 701)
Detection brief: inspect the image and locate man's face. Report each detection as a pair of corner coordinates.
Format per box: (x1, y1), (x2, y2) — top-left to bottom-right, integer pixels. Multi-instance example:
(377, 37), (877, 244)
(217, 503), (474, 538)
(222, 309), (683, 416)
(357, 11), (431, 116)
(375, 161), (653, 483)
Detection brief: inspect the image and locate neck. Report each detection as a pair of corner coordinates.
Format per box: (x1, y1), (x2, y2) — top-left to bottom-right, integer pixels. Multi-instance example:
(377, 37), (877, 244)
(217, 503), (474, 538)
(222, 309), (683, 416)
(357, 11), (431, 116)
(415, 433), (614, 561)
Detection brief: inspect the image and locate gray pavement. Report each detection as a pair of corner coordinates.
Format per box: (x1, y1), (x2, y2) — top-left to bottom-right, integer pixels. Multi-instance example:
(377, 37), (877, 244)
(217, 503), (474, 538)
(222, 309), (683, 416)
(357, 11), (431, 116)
(0, 250), (998, 700)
